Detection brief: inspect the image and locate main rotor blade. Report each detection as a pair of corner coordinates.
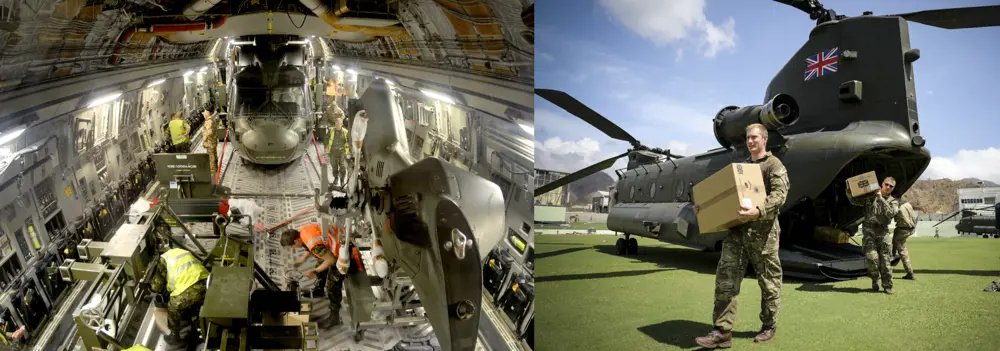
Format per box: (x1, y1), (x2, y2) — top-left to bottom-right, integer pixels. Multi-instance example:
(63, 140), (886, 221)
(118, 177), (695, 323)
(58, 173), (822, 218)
(933, 205), (995, 227)
(534, 151), (629, 197)
(535, 89), (640, 147)
(890, 5), (1000, 29)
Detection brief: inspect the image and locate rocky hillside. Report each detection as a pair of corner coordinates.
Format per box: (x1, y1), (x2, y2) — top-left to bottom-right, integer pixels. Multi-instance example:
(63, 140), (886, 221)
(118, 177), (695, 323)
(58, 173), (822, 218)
(566, 172), (615, 205)
(901, 178), (998, 214)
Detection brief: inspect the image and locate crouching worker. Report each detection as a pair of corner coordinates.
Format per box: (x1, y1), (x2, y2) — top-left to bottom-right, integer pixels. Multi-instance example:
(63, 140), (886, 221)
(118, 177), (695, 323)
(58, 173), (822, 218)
(281, 223), (363, 329)
(150, 248), (210, 348)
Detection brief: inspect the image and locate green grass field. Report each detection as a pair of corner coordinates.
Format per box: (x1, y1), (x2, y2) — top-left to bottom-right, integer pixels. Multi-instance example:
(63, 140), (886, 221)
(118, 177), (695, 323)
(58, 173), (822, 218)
(537, 222), (609, 230)
(535, 235), (1000, 351)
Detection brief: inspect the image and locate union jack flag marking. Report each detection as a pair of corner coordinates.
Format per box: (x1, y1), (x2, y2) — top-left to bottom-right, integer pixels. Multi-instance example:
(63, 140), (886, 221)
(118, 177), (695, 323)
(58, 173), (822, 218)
(804, 47), (838, 81)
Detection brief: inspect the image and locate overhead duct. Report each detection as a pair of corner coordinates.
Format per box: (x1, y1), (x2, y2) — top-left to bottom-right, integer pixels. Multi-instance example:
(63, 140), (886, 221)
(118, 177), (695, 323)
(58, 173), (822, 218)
(183, 0), (224, 21)
(297, 0), (409, 37)
(109, 16), (228, 65)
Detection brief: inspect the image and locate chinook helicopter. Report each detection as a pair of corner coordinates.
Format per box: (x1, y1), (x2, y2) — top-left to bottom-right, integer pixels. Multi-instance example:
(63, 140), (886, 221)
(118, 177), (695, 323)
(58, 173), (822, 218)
(534, 0), (1000, 280)
(934, 204), (1000, 238)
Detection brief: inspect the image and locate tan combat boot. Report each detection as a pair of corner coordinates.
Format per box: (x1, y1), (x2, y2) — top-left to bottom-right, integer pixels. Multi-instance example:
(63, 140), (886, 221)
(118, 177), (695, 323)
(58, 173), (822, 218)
(695, 329), (732, 349)
(754, 327), (776, 343)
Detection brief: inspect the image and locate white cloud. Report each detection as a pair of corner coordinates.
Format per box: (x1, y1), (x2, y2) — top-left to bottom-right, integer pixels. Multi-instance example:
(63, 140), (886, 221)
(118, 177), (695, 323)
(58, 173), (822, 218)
(534, 137), (606, 174)
(922, 148), (1000, 184)
(926, 90), (934, 96)
(598, 0), (737, 58)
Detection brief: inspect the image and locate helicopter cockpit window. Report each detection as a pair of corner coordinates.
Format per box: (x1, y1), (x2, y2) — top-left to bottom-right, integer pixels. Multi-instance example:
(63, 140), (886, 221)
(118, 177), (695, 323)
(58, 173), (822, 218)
(233, 85), (307, 117)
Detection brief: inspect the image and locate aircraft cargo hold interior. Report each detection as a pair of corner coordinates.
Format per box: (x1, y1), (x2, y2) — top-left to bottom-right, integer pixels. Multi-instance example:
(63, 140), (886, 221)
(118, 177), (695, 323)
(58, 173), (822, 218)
(0, 1), (534, 351)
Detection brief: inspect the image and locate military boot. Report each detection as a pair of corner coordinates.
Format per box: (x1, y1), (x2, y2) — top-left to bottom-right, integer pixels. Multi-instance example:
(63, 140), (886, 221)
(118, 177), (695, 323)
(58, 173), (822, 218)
(754, 327), (776, 343)
(884, 288), (894, 295)
(903, 273), (915, 280)
(872, 281), (880, 292)
(694, 329), (732, 349)
(318, 313), (341, 329)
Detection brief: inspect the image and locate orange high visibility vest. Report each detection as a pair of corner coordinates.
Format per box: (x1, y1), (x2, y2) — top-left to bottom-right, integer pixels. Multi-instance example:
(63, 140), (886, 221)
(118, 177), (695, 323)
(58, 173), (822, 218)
(300, 223), (340, 259)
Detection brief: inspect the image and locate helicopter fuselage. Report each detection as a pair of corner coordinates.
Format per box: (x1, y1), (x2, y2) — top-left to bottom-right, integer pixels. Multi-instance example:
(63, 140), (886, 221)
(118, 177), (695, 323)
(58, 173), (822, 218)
(606, 15), (933, 279)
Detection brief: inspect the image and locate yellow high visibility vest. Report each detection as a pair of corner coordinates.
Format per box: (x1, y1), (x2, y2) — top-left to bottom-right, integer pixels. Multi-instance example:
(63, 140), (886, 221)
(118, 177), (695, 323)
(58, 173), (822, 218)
(168, 119), (189, 144)
(327, 128), (349, 154)
(161, 248), (209, 297)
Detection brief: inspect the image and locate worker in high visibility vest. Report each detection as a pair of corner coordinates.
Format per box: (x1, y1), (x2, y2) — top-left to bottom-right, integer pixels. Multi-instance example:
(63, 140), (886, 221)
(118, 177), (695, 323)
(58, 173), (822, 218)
(281, 223), (362, 329)
(0, 319), (25, 346)
(167, 112), (191, 153)
(149, 248), (210, 347)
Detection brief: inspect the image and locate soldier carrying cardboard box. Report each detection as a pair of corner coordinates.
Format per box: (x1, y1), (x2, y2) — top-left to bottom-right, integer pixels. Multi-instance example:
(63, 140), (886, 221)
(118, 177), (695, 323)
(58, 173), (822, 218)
(694, 123), (790, 348)
(846, 174), (899, 294)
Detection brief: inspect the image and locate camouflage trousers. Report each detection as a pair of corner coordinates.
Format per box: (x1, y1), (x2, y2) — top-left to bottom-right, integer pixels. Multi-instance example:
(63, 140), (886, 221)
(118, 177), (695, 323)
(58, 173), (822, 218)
(168, 280), (207, 340)
(205, 145), (217, 179)
(892, 228), (915, 275)
(713, 223), (782, 332)
(863, 228), (893, 289)
(324, 265), (346, 317)
(329, 151), (347, 185)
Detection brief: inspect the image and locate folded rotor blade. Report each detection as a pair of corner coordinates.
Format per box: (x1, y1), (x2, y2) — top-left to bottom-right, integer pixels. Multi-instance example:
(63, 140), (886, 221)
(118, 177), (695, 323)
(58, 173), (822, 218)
(933, 205), (995, 227)
(891, 5), (1000, 29)
(535, 89), (640, 147)
(534, 151), (629, 197)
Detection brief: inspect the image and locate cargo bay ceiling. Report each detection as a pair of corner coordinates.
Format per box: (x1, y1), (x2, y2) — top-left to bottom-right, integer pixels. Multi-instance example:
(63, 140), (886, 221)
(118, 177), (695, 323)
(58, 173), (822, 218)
(0, 0), (534, 94)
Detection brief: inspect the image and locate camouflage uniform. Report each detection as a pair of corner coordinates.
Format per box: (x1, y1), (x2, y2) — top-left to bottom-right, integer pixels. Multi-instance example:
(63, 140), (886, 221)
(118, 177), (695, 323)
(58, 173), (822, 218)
(309, 244), (345, 320)
(151, 258), (207, 341)
(713, 151), (789, 332)
(892, 201), (917, 276)
(846, 187), (899, 289)
(326, 125), (350, 186)
(203, 116), (217, 177)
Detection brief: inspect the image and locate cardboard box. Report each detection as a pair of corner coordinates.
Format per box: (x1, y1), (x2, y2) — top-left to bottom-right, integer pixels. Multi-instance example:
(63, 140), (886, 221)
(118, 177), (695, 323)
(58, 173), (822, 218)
(692, 163), (768, 233)
(846, 171), (879, 198)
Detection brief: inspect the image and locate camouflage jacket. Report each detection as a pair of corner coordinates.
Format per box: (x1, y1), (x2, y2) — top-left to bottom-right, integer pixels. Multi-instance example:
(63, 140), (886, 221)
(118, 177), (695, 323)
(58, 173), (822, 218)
(730, 151), (790, 234)
(894, 201), (917, 228)
(202, 117), (216, 148)
(846, 188), (899, 233)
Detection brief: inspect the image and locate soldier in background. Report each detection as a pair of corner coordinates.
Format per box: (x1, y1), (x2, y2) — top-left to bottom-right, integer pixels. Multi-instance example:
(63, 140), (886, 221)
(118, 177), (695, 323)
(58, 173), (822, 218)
(893, 201), (917, 280)
(202, 110), (218, 178)
(167, 112), (191, 153)
(694, 123), (790, 347)
(326, 116), (350, 187)
(847, 176), (899, 294)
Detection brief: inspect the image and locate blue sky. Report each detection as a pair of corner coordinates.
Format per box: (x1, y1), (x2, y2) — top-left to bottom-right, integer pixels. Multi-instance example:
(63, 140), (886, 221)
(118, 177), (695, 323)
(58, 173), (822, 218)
(534, 0), (1000, 183)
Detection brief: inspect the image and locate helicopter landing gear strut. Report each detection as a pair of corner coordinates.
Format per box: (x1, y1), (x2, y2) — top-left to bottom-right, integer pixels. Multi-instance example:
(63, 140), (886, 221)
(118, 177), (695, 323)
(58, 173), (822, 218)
(615, 234), (638, 255)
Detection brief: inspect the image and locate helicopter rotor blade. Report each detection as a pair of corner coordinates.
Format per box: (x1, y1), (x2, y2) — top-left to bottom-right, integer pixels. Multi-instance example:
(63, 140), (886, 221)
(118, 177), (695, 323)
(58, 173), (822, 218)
(890, 5), (1000, 29)
(534, 151), (630, 197)
(535, 89), (641, 147)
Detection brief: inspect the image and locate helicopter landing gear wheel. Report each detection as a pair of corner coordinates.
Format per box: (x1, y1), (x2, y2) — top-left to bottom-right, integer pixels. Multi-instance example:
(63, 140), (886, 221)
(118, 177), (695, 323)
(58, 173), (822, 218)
(626, 237), (638, 255)
(615, 238), (627, 255)
(984, 234), (990, 239)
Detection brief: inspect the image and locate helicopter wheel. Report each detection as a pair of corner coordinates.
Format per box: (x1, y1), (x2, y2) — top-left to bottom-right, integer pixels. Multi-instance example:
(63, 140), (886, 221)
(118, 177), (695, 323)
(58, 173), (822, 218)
(983, 234), (990, 239)
(626, 238), (638, 255)
(993, 234), (999, 239)
(615, 238), (627, 255)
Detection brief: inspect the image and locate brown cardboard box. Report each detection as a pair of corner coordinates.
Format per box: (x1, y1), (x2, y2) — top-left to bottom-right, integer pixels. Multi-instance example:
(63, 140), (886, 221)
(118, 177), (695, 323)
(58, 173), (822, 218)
(846, 171), (879, 198)
(692, 163), (768, 233)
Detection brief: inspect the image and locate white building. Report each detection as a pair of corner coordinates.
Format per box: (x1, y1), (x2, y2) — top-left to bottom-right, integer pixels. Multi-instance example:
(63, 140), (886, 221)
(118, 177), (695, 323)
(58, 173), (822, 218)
(957, 187), (1000, 211)
(590, 191), (609, 213)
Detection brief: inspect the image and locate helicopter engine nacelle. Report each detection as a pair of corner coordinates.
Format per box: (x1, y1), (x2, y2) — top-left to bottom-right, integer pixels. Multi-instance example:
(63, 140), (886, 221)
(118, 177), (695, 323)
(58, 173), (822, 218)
(712, 93), (800, 149)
